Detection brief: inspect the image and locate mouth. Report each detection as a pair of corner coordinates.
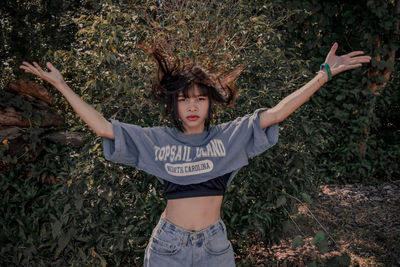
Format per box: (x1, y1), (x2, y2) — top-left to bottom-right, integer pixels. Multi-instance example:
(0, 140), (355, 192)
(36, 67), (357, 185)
(186, 115), (200, 121)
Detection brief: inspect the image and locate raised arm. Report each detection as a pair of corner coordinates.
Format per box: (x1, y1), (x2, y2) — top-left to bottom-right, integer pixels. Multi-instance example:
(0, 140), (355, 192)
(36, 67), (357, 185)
(259, 43), (371, 129)
(20, 62), (115, 139)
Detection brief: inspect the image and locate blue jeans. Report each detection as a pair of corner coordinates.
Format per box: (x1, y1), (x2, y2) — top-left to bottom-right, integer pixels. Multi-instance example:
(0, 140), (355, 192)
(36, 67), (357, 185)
(144, 216), (235, 267)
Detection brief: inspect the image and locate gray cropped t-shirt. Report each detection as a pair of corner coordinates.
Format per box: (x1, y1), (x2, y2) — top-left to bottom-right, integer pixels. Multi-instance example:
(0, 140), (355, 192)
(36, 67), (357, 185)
(103, 108), (279, 186)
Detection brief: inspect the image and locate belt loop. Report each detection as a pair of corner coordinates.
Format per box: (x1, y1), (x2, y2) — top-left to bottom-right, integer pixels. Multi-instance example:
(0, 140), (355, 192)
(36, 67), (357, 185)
(220, 219), (226, 233)
(181, 232), (189, 246)
(203, 229), (209, 245)
(160, 218), (166, 231)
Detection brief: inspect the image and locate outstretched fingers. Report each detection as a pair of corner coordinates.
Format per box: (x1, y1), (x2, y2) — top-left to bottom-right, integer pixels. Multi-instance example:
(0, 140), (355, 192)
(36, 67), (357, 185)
(20, 61), (51, 79)
(349, 55), (372, 65)
(344, 63), (363, 71)
(337, 54), (371, 73)
(324, 43), (371, 76)
(33, 62), (45, 74)
(20, 61), (31, 71)
(345, 50), (371, 63)
(20, 61), (39, 75)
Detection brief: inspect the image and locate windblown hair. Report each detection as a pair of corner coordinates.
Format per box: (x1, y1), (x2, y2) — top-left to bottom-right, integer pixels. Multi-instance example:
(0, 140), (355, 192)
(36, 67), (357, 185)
(138, 40), (243, 132)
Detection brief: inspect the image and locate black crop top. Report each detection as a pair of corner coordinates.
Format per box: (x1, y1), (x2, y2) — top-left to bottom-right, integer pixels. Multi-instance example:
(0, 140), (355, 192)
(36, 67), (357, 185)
(163, 172), (232, 199)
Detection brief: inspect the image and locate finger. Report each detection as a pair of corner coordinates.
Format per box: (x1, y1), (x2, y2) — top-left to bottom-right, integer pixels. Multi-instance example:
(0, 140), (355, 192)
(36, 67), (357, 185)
(347, 51), (365, 58)
(20, 62), (28, 70)
(327, 42), (339, 57)
(20, 62), (39, 75)
(350, 56), (371, 64)
(33, 62), (45, 74)
(20, 61), (34, 70)
(20, 65), (32, 73)
(46, 62), (58, 72)
(20, 65), (30, 72)
(21, 61), (32, 67)
(362, 55), (372, 62)
(46, 62), (54, 71)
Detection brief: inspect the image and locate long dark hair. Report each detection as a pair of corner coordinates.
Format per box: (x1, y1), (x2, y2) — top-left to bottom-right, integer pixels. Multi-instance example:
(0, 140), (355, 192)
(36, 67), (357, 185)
(138, 39), (243, 132)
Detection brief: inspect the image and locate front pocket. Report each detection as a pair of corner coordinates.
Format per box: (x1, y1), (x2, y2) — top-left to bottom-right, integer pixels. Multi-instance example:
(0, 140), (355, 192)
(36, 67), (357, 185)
(204, 233), (232, 255)
(149, 229), (182, 256)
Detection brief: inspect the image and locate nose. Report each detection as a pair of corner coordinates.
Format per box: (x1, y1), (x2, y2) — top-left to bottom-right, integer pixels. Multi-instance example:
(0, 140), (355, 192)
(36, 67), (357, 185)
(187, 98), (198, 111)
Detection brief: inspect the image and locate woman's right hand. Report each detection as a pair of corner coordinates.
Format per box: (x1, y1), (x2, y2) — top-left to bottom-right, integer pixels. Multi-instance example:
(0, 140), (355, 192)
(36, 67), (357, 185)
(20, 62), (65, 87)
(21, 61), (114, 138)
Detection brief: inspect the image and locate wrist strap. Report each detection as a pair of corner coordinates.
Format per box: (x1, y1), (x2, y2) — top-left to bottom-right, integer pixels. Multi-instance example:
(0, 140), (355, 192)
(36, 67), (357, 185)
(320, 63), (332, 81)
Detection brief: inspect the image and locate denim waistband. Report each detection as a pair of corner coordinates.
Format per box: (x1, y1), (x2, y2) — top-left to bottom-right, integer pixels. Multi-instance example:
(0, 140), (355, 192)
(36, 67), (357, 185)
(156, 216), (226, 246)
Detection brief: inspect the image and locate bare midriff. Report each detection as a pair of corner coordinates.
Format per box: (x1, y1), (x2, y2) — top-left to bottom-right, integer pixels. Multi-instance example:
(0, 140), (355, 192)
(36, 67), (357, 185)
(162, 195), (223, 231)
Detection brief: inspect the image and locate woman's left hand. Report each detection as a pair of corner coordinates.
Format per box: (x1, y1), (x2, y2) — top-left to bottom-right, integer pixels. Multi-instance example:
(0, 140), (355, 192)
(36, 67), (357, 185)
(324, 42), (371, 77)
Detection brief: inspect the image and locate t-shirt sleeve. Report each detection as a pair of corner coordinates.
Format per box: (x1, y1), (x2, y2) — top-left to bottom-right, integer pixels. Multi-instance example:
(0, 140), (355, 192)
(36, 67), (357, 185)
(246, 108), (279, 157)
(102, 119), (141, 167)
(222, 108), (279, 158)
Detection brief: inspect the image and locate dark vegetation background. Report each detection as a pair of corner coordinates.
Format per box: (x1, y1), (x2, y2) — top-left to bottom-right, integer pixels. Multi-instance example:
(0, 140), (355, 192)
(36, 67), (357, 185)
(1, 0), (399, 266)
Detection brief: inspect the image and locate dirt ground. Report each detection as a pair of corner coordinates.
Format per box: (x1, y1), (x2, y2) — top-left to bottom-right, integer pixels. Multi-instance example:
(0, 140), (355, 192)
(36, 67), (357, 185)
(241, 180), (400, 266)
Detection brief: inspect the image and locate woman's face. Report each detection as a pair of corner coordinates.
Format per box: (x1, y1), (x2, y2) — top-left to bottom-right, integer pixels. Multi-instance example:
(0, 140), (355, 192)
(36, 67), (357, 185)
(177, 84), (210, 135)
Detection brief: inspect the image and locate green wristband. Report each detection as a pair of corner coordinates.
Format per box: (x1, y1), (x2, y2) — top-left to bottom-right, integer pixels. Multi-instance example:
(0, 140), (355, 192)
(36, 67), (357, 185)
(320, 63), (332, 81)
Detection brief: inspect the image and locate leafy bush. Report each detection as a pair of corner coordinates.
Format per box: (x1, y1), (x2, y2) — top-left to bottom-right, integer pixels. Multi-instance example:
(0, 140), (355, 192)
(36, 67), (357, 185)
(281, 0), (400, 184)
(1, 0), (398, 266)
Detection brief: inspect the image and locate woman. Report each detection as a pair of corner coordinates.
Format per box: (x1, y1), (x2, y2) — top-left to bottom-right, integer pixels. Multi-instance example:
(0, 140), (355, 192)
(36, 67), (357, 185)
(20, 42), (370, 266)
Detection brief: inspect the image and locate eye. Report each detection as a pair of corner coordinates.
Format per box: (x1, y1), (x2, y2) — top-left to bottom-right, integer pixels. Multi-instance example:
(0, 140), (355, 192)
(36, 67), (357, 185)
(178, 97), (186, 102)
(198, 96), (207, 101)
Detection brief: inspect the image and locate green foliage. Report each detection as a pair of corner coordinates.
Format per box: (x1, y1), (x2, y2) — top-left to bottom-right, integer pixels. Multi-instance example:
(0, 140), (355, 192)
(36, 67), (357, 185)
(312, 230), (328, 254)
(0, 0), (90, 89)
(292, 236), (304, 249)
(1, 0), (399, 266)
(281, 0), (400, 183)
